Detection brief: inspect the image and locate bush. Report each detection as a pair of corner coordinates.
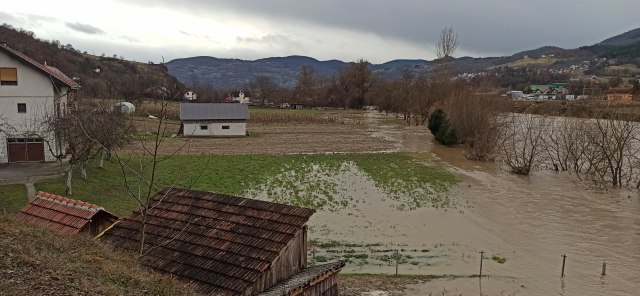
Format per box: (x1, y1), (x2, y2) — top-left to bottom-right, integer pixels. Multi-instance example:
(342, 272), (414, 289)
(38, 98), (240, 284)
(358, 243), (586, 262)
(428, 109), (446, 134)
(428, 109), (458, 146)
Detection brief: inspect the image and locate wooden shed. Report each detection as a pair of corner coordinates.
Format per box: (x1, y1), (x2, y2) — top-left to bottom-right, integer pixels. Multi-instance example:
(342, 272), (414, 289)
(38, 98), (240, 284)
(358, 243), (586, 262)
(15, 191), (118, 236)
(99, 187), (344, 296)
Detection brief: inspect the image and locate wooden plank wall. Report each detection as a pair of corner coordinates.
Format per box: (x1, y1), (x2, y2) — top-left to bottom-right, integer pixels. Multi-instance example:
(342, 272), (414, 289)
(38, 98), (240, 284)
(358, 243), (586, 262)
(251, 228), (307, 294)
(302, 273), (339, 296)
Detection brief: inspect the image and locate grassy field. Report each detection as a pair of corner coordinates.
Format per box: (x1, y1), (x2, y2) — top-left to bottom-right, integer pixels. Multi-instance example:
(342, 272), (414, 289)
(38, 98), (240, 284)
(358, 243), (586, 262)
(0, 184), (27, 213)
(494, 56), (558, 68)
(35, 153), (457, 217)
(0, 214), (197, 295)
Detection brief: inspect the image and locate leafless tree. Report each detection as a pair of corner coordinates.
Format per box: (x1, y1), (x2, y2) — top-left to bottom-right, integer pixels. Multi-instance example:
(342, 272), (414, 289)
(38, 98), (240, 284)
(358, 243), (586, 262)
(435, 26), (459, 60)
(338, 59), (377, 109)
(294, 65), (318, 105)
(498, 114), (549, 175)
(252, 75), (277, 106)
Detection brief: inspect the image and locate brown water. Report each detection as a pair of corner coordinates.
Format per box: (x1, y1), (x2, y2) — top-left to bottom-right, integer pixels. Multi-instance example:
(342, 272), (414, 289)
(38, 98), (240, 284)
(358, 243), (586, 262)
(373, 112), (640, 295)
(254, 113), (640, 295)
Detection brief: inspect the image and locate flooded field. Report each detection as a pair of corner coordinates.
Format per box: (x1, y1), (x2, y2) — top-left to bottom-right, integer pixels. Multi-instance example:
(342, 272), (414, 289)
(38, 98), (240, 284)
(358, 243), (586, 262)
(253, 112), (639, 296)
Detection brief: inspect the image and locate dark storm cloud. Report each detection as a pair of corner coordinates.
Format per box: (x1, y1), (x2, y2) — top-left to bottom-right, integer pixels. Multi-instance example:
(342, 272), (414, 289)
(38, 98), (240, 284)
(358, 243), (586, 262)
(115, 0), (640, 56)
(66, 22), (105, 35)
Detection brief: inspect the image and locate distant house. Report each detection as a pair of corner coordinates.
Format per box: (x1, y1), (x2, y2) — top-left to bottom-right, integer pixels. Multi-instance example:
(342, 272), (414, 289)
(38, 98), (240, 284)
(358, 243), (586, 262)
(231, 90), (251, 104)
(99, 187), (345, 296)
(0, 43), (80, 163)
(607, 87), (634, 102)
(183, 90), (197, 101)
(180, 103), (249, 137)
(16, 191), (118, 236)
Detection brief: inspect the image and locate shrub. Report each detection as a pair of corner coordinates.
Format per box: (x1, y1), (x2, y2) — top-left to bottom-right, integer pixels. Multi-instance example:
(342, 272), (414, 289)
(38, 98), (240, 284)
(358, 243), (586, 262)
(429, 109), (458, 146)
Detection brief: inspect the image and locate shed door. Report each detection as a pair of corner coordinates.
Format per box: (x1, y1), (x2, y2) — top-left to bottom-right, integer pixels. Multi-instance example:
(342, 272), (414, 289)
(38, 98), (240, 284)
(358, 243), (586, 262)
(7, 138), (44, 163)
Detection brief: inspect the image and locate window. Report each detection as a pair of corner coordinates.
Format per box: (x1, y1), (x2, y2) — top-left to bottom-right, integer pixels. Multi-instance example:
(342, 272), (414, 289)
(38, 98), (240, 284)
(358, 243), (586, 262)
(200, 125), (208, 130)
(17, 103), (26, 113)
(0, 68), (17, 85)
(222, 125), (230, 130)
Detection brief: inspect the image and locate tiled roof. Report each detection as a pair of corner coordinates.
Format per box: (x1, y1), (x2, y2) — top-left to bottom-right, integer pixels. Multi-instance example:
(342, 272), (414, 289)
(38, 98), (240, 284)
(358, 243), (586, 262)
(15, 191), (116, 235)
(180, 103), (249, 121)
(259, 261), (345, 296)
(0, 43), (81, 89)
(100, 187), (315, 295)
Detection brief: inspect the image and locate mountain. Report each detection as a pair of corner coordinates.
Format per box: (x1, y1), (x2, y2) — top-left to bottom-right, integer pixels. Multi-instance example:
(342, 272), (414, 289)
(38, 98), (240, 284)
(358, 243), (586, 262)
(167, 28), (640, 90)
(599, 28), (640, 46)
(0, 24), (181, 99)
(166, 55), (350, 89)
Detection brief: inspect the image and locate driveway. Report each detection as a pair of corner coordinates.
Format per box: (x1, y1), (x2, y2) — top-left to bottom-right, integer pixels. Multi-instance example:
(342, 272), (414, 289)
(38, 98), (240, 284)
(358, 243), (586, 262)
(0, 162), (64, 185)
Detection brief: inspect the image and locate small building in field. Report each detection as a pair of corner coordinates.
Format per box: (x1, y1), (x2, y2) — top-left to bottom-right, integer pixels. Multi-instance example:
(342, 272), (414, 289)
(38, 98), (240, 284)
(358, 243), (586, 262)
(16, 191), (118, 236)
(112, 101), (135, 114)
(180, 102), (249, 137)
(99, 188), (345, 296)
(183, 90), (197, 101)
(231, 90), (251, 104)
(607, 87), (634, 102)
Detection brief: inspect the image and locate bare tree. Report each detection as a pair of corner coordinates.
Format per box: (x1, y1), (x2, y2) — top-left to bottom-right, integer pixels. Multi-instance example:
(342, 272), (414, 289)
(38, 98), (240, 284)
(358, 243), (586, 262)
(498, 114), (549, 175)
(338, 59), (377, 109)
(294, 65), (318, 105)
(253, 75), (277, 106)
(435, 26), (459, 60)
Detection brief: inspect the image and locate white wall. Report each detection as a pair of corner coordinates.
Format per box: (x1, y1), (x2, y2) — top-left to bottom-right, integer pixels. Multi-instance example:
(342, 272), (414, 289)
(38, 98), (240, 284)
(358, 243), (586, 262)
(0, 50), (67, 162)
(183, 121), (247, 137)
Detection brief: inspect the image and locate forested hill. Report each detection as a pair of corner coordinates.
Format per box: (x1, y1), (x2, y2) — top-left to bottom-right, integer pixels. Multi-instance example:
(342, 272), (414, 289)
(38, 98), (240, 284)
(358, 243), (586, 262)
(0, 24), (181, 99)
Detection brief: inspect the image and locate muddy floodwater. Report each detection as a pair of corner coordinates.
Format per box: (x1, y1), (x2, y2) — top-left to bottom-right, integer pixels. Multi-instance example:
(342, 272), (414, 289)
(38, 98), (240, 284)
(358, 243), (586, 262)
(256, 113), (639, 295)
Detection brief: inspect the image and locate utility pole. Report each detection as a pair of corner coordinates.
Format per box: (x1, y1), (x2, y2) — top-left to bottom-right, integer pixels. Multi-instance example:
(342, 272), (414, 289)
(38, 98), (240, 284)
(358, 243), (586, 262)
(561, 254), (567, 277)
(479, 250), (485, 278)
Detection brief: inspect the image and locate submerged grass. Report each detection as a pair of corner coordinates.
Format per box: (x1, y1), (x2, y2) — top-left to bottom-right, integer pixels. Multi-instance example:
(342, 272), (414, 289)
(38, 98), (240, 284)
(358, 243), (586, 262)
(36, 153), (457, 216)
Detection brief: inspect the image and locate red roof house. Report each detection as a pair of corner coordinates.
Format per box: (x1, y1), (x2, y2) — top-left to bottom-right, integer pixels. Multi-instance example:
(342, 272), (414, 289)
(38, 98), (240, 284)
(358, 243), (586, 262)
(16, 191), (118, 235)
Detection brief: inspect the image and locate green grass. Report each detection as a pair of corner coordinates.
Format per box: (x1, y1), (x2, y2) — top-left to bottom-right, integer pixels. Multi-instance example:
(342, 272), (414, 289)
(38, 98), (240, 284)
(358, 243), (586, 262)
(36, 153), (457, 217)
(492, 255), (507, 264)
(0, 184), (28, 213)
(493, 56), (558, 69)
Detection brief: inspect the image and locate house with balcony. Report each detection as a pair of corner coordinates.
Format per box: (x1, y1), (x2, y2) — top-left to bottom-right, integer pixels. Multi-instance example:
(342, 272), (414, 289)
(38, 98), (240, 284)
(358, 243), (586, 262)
(0, 43), (80, 163)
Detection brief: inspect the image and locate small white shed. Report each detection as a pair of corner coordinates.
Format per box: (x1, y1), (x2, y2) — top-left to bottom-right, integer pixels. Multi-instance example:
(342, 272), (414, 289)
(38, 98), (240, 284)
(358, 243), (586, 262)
(180, 103), (249, 137)
(112, 102), (136, 114)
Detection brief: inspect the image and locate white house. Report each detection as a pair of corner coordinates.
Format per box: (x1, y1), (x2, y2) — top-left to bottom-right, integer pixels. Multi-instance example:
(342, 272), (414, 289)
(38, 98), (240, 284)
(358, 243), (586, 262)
(231, 91), (251, 104)
(183, 90), (197, 101)
(180, 103), (249, 137)
(0, 43), (80, 163)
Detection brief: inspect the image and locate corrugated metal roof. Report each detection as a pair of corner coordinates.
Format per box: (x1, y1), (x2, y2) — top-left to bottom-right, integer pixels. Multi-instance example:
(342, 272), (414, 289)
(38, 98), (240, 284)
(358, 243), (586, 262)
(259, 261), (345, 296)
(0, 44), (81, 89)
(180, 103), (249, 121)
(100, 188), (315, 295)
(15, 191), (117, 235)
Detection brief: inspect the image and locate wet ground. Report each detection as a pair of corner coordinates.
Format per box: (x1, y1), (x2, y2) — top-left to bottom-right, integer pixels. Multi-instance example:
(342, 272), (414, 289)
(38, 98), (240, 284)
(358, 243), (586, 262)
(278, 112), (639, 296)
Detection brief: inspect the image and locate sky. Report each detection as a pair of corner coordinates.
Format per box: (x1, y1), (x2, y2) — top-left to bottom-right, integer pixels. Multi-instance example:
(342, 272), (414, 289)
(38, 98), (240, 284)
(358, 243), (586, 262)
(2, 0), (639, 64)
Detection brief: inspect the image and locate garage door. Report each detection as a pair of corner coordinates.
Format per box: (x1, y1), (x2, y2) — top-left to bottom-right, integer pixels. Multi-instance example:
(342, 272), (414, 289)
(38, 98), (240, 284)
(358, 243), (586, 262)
(7, 138), (45, 163)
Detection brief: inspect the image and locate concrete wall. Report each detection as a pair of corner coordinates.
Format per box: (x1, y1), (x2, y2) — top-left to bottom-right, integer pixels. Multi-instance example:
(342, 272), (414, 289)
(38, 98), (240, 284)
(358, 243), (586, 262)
(183, 121), (247, 137)
(0, 50), (67, 162)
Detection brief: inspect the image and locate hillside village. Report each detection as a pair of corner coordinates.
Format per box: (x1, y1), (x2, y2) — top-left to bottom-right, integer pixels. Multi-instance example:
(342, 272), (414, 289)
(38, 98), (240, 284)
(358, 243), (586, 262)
(1, 12), (640, 296)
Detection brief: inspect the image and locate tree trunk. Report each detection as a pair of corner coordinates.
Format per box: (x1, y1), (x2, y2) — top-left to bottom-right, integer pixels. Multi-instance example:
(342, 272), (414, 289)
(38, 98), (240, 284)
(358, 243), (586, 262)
(80, 161), (87, 180)
(65, 169), (73, 195)
(99, 150), (105, 169)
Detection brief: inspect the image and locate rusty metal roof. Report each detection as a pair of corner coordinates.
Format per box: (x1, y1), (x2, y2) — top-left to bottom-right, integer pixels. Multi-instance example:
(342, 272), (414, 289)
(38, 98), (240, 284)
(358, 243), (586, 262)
(0, 43), (81, 89)
(15, 191), (117, 235)
(259, 261), (345, 296)
(100, 187), (315, 295)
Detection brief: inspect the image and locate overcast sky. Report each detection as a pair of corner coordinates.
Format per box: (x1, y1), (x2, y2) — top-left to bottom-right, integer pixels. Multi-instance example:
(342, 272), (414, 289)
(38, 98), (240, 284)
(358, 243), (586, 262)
(3, 1), (639, 63)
